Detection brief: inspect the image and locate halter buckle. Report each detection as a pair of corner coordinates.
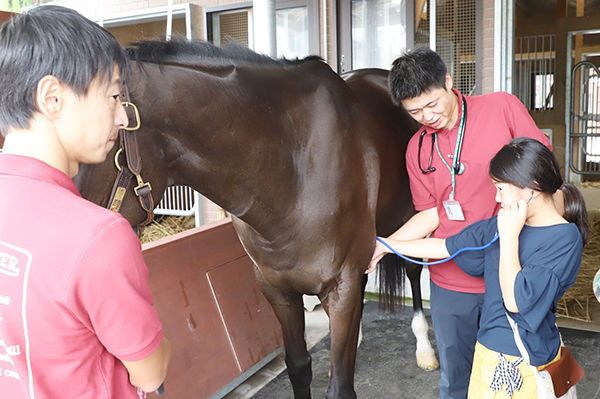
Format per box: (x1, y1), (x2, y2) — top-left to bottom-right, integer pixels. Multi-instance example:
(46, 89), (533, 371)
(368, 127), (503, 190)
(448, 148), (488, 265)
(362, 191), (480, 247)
(134, 174), (152, 197)
(121, 101), (141, 131)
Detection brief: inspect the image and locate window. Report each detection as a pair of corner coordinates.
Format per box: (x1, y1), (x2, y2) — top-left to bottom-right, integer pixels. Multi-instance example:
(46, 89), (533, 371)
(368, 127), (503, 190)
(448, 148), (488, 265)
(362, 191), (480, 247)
(514, 35), (556, 112)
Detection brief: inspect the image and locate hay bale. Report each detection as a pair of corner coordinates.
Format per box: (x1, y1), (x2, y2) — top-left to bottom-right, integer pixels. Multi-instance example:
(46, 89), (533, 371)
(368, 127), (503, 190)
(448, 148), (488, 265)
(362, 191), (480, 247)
(140, 216), (196, 244)
(557, 210), (600, 322)
(577, 181), (600, 189)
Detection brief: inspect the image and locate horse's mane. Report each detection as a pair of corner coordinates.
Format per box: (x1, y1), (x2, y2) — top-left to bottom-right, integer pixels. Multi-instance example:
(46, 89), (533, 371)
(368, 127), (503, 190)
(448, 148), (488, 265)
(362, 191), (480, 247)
(126, 37), (322, 67)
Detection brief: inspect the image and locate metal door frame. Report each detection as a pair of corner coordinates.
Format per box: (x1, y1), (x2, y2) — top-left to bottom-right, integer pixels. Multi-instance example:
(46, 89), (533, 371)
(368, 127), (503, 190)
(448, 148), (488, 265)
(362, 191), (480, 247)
(565, 29), (600, 182)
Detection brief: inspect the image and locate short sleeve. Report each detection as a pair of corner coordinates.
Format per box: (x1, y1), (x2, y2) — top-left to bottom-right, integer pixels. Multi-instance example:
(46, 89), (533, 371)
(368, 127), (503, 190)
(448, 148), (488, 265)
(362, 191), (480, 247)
(511, 230), (582, 333)
(66, 217), (163, 362)
(505, 93), (552, 150)
(445, 217), (497, 278)
(509, 266), (561, 332)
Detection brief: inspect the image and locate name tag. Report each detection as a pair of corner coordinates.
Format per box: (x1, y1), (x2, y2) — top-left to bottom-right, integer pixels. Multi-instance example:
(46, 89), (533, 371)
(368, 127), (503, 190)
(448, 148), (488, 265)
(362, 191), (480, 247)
(443, 199), (465, 221)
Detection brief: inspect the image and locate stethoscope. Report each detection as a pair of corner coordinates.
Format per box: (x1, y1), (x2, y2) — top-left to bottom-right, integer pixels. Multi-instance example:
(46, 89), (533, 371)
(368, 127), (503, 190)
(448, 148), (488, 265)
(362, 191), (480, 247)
(418, 95), (467, 176)
(377, 190), (535, 266)
(377, 233), (498, 266)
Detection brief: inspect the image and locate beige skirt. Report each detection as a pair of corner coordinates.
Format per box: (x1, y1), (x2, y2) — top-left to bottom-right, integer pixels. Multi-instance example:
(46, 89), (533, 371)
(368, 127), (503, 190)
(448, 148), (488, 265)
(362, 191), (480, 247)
(468, 341), (561, 399)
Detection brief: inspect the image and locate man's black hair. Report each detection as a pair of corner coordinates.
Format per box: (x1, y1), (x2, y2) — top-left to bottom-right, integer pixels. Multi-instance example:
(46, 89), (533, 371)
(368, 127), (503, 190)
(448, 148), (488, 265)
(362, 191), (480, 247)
(388, 47), (448, 106)
(0, 5), (129, 135)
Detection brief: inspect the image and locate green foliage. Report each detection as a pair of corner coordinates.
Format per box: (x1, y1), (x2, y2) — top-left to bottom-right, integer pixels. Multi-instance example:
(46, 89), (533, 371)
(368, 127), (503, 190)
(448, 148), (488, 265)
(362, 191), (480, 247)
(1, 0), (37, 13)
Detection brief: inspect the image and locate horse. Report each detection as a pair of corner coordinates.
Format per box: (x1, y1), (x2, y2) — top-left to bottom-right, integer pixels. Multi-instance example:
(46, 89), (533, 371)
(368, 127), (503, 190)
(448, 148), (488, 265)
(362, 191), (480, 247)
(74, 39), (438, 399)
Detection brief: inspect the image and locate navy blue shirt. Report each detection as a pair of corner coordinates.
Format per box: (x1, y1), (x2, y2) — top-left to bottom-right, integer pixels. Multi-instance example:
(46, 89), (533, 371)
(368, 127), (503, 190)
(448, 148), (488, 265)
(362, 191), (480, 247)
(446, 216), (582, 366)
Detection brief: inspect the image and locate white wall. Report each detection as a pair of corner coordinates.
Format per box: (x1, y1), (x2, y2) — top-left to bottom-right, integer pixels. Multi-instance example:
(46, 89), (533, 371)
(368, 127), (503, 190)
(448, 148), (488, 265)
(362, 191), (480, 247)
(365, 265), (431, 301)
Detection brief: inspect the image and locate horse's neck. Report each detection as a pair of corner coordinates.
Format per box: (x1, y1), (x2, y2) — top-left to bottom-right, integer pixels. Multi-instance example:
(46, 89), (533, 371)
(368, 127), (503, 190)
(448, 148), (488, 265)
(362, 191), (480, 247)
(137, 63), (302, 230)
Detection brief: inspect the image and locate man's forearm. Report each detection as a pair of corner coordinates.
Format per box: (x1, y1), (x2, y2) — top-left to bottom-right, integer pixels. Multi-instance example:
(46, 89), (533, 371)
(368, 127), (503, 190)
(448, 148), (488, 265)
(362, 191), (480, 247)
(388, 207), (439, 240)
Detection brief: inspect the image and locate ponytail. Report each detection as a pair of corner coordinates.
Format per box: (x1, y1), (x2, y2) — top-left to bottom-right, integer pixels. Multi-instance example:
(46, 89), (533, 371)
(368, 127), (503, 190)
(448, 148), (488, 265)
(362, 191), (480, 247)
(562, 183), (589, 245)
(490, 138), (589, 245)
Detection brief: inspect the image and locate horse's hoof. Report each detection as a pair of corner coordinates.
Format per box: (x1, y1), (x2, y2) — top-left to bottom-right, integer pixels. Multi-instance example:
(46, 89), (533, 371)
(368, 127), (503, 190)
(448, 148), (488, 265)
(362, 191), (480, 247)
(416, 351), (439, 371)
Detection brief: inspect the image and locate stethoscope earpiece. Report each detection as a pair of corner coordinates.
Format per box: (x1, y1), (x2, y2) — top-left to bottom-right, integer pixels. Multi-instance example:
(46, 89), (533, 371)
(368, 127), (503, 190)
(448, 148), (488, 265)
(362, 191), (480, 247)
(526, 190), (534, 205)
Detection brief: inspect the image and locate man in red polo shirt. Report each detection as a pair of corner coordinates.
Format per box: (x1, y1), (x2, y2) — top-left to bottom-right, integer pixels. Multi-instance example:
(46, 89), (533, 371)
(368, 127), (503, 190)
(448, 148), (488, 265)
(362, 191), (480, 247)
(368, 47), (551, 399)
(0, 6), (170, 398)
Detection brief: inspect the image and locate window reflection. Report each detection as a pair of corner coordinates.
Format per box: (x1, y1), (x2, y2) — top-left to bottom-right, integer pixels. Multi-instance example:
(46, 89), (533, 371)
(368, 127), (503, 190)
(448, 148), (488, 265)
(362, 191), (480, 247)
(352, 0), (407, 70)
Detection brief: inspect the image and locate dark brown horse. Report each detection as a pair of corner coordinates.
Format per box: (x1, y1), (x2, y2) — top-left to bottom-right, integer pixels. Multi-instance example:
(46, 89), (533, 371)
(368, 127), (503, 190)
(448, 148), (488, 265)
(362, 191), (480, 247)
(74, 39), (437, 399)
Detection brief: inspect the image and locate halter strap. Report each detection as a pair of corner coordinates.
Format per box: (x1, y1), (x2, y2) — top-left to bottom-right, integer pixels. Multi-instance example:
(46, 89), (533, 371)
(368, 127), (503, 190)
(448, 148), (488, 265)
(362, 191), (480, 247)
(106, 87), (154, 229)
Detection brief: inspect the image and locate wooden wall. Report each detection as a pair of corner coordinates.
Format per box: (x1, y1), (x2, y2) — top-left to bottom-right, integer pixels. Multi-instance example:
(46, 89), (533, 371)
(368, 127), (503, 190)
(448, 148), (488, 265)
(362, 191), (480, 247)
(143, 218), (283, 398)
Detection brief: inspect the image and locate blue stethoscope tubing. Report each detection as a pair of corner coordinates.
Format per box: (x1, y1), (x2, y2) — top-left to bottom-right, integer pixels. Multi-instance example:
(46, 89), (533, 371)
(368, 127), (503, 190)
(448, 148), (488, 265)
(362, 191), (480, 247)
(379, 191), (533, 266)
(376, 231), (499, 266)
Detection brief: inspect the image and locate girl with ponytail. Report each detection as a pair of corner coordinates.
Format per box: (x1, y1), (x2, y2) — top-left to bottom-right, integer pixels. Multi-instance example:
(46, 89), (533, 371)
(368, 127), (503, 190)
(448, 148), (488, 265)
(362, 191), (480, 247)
(370, 137), (587, 397)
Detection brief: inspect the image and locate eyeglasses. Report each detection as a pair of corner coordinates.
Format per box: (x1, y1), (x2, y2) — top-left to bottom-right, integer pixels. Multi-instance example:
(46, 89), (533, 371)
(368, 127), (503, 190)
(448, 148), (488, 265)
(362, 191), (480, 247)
(418, 130), (436, 174)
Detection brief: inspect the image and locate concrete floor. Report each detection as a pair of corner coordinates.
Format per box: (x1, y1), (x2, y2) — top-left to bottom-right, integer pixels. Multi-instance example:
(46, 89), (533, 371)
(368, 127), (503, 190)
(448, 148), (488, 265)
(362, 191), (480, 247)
(243, 301), (600, 399)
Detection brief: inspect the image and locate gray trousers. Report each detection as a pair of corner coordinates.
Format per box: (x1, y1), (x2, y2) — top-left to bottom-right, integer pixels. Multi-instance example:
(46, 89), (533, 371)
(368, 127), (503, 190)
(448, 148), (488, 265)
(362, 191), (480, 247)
(430, 280), (485, 399)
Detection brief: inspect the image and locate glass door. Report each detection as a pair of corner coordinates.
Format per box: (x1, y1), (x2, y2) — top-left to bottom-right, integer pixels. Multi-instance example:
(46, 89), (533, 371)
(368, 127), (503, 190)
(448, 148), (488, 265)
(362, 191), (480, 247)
(338, 0), (413, 73)
(208, 0), (318, 58)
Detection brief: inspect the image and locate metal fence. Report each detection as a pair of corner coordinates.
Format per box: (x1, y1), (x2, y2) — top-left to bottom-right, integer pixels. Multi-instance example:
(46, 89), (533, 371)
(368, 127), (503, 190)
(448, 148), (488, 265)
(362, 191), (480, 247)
(514, 34), (555, 112)
(154, 185), (203, 227)
(567, 61), (600, 176)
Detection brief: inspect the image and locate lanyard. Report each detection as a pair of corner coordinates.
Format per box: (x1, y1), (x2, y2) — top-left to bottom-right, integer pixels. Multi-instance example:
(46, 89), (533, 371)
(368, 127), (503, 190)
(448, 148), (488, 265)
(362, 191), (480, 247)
(434, 95), (466, 200)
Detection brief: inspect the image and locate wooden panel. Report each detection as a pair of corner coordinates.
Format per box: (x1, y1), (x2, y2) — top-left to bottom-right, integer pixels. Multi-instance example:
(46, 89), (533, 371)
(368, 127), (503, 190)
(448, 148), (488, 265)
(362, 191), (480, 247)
(0, 11), (15, 24)
(143, 218), (283, 398)
(208, 257), (283, 371)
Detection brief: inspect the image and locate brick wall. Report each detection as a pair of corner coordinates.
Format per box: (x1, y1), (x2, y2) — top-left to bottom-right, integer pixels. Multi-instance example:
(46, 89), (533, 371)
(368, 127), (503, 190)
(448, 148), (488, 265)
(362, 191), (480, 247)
(203, 197), (228, 224)
(482, 0), (495, 94)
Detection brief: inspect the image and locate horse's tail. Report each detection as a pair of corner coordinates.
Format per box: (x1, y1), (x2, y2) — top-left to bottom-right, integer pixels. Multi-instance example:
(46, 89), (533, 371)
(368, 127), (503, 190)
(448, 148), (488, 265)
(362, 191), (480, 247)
(377, 253), (407, 313)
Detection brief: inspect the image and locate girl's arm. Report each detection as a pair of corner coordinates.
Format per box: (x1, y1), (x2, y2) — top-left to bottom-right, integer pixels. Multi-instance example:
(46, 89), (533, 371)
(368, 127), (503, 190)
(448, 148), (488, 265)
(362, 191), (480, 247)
(497, 200), (528, 312)
(366, 236), (450, 274)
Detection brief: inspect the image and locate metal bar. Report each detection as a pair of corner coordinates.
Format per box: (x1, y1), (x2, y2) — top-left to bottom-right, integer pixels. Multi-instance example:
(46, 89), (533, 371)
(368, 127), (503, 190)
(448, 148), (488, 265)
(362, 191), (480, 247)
(166, 0), (173, 40)
(430, 0), (436, 51)
(565, 32), (573, 182)
(541, 35), (545, 111)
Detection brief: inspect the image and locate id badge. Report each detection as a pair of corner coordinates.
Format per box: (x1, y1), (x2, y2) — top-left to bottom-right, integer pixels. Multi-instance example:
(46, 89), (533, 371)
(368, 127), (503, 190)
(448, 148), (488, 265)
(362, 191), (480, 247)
(443, 199), (465, 221)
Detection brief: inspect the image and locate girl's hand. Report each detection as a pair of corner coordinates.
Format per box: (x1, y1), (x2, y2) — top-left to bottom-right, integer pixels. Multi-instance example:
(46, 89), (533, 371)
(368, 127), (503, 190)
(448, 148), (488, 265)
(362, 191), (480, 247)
(497, 199), (527, 239)
(365, 239), (390, 274)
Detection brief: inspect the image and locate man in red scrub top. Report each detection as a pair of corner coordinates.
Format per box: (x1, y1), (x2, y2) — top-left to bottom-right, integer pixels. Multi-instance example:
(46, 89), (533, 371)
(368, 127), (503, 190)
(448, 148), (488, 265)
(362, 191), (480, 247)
(368, 47), (552, 399)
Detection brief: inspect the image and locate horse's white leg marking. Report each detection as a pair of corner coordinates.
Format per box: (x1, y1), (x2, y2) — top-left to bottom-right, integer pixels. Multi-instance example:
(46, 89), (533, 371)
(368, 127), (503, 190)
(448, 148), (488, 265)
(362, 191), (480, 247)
(412, 309), (439, 371)
(357, 320), (363, 348)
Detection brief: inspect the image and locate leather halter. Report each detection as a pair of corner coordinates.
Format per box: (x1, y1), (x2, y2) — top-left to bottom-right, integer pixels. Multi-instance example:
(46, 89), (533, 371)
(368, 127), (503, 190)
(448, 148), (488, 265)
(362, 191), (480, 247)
(106, 88), (155, 228)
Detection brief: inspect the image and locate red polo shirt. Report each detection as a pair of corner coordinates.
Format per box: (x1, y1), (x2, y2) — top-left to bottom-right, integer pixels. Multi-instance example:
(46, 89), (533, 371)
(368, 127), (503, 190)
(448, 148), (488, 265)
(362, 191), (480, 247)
(405, 89), (551, 293)
(0, 154), (163, 398)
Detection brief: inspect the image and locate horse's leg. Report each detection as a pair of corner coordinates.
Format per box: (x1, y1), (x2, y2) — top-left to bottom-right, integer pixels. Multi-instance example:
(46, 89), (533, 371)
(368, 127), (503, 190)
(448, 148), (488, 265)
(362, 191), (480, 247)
(406, 263), (439, 371)
(357, 274), (368, 347)
(320, 273), (363, 399)
(256, 270), (312, 399)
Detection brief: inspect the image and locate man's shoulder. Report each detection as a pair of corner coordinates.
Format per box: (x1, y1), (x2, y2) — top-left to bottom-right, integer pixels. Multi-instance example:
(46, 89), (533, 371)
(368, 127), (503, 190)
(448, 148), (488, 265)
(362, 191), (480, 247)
(52, 190), (132, 243)
(467, 90), (516, 106)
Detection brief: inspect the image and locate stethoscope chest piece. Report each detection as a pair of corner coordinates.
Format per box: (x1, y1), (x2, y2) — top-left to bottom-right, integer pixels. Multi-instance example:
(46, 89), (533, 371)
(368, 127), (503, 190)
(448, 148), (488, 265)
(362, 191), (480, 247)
(455, 161), (465, 175)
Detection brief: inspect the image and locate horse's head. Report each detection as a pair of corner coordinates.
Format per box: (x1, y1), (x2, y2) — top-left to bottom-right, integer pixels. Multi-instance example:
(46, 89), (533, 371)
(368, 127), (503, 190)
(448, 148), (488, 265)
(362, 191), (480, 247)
(74, 141), (166, 230)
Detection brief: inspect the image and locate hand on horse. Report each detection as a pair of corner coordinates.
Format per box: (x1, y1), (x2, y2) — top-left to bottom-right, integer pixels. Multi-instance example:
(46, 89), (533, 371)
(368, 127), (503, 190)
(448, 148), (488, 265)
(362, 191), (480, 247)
(366, 238), (390, 274)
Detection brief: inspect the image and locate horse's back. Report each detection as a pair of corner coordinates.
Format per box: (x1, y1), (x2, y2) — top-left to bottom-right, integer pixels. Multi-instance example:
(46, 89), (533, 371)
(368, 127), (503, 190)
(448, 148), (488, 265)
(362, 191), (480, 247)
(342, 69), (419, 236)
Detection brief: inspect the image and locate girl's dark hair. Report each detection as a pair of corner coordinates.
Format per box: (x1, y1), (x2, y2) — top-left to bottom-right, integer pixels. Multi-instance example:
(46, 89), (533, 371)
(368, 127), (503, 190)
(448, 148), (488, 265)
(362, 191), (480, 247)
(489, 137), (589, 244)
(0, 5), (130, 135)
(388, 47), (448, 106)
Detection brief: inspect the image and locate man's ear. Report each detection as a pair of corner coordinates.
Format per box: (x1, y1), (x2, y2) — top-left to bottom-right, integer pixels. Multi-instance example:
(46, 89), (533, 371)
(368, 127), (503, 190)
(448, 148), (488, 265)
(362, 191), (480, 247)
(35, 75), (63, 121)
(445, 73), (453, 91)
